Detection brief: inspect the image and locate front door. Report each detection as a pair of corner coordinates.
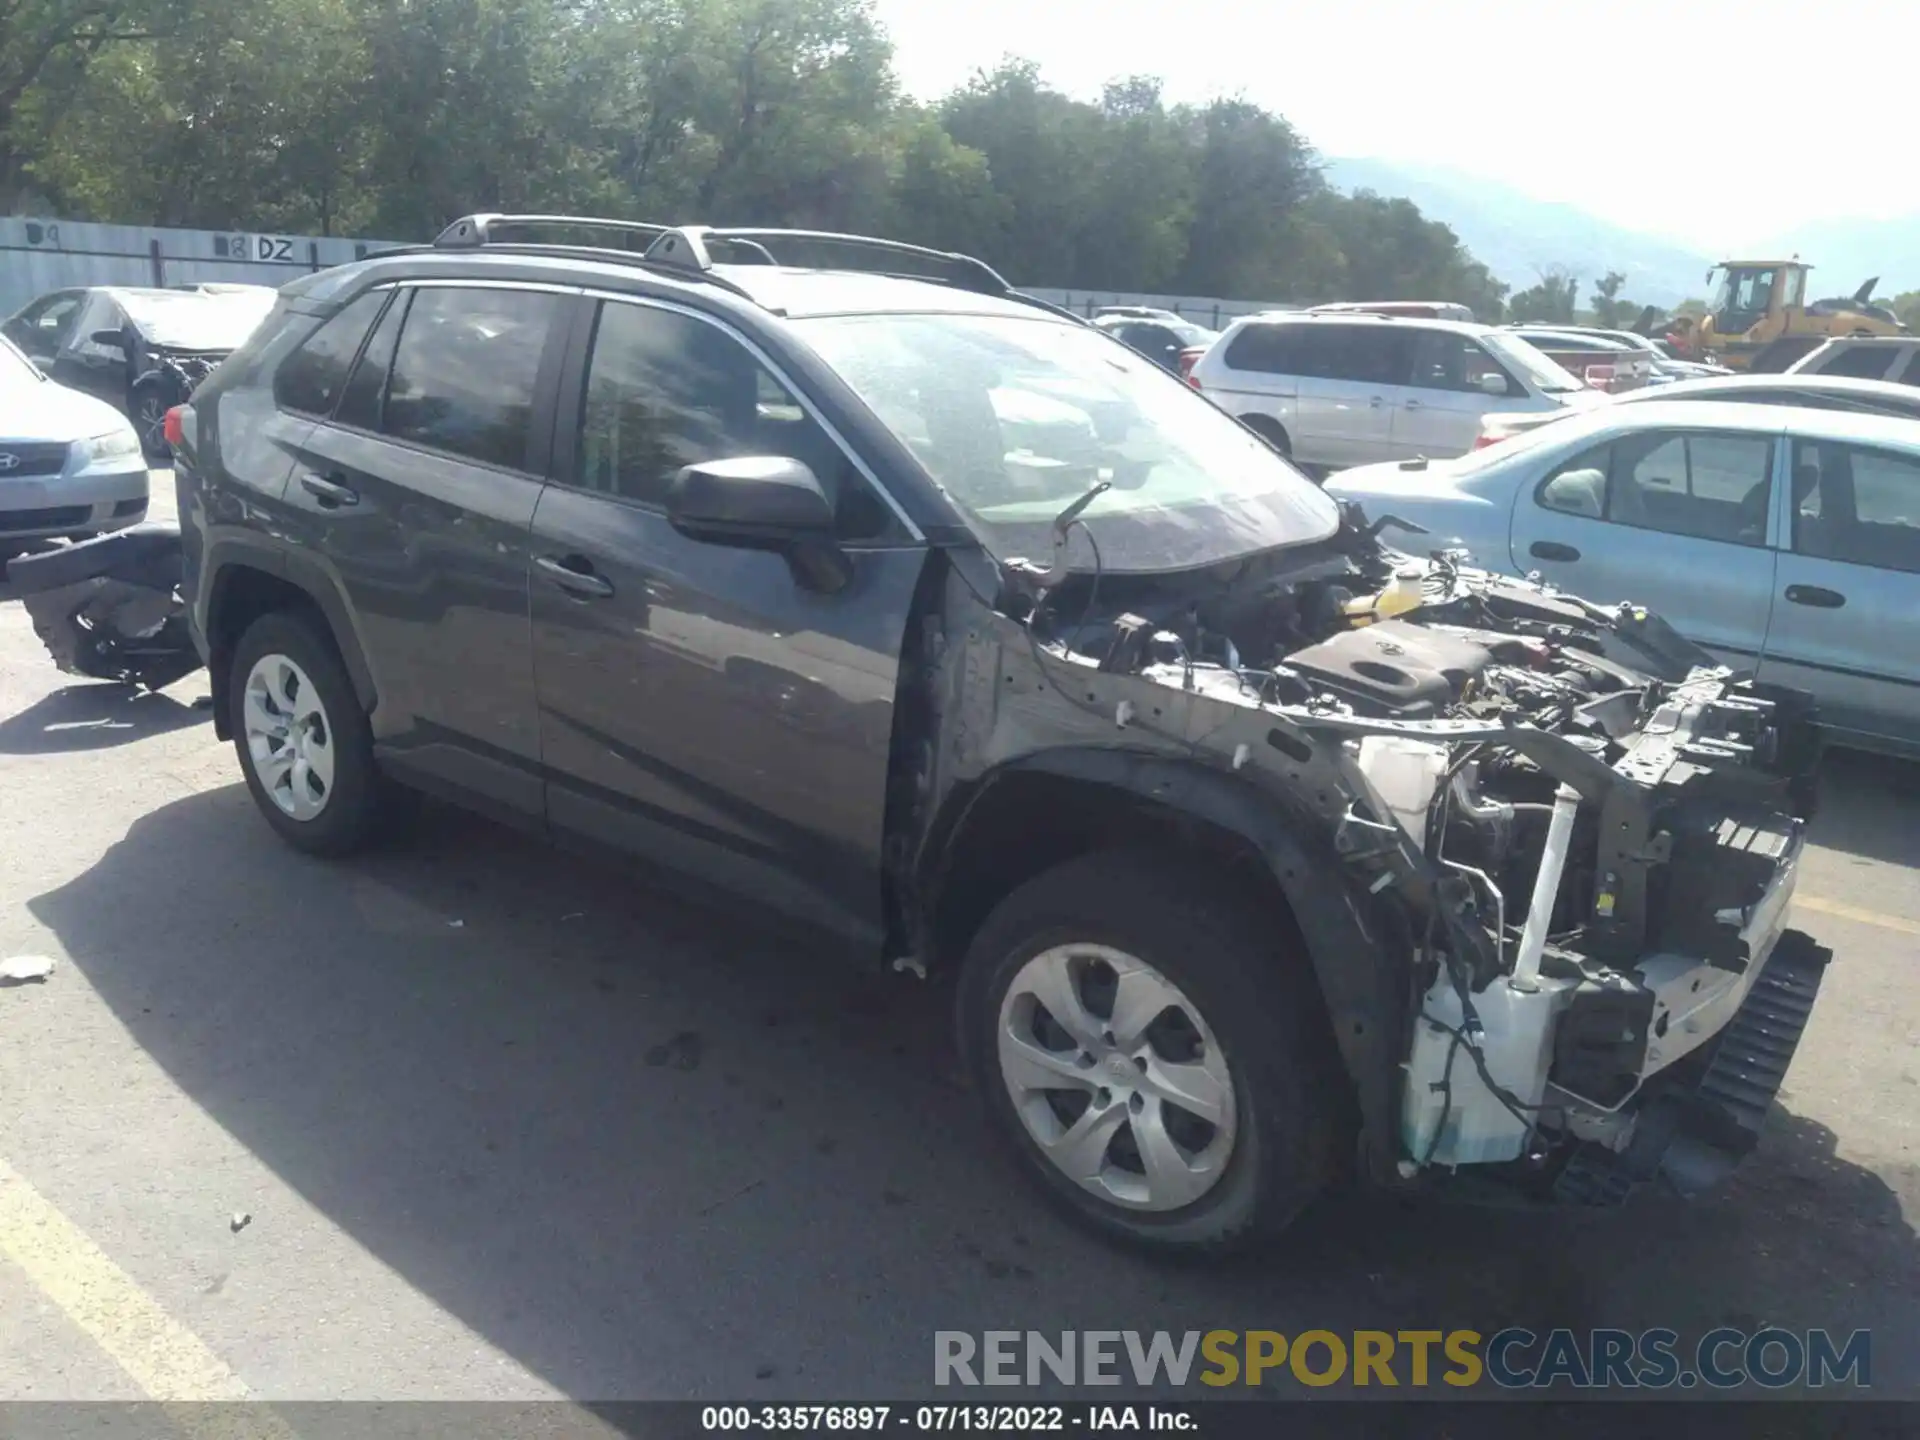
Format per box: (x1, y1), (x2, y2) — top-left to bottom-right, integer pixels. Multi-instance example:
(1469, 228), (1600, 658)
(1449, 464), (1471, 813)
(5, 290), (86, 376)
(1393, 331), (1514, 459)
(279, 281), (566, 822)
(1758, 436), (1920, 750)
(1509, 425), (1781, 665)
(530, 296), (927, 946)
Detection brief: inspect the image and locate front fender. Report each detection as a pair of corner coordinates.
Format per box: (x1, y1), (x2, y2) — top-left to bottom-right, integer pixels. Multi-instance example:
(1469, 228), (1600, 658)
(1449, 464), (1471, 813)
(930, 747), (1412, 1184)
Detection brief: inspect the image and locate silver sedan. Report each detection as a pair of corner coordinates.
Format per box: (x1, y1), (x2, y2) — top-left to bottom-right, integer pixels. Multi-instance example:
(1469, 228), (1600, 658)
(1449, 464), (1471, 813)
(0, 337), (149, 549)
(1325, 398), (1920, 759)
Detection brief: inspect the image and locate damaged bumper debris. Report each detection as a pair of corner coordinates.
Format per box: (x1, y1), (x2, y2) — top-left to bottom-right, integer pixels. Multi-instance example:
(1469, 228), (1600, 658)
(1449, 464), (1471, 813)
(5, 522), (200, 692)
(936, 509), (1827, 1208)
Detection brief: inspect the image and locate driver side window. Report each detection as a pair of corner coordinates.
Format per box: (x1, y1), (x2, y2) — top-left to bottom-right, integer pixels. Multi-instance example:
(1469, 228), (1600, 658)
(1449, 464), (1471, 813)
(1537, 431), (1773, 545)
(576, 300), (895, 541)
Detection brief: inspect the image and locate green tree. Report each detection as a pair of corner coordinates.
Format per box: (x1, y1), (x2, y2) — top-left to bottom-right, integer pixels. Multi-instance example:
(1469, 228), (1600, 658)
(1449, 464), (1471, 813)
(1889, 291), (1920, 332)
(1589, 270), (1630, 328)
(1509, 267), (1581, 324)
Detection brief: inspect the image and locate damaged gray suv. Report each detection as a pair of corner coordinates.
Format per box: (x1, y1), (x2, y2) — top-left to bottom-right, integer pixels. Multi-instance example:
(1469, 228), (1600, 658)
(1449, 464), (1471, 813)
(174, 215), (1830, 1253)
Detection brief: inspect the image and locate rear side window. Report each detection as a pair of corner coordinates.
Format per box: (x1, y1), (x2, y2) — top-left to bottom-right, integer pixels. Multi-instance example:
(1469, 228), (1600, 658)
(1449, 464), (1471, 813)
(1791, 439), (1920, 574)
(335, 290), (406, 431)
(1222, 323), (1311, 375)
(1815, 345), (1899, 381)
(383, 287), (561, 471)
(1311, 325), (1410, 386)
(1898, 351), (1920, 387)
(273, 291), (389, 416)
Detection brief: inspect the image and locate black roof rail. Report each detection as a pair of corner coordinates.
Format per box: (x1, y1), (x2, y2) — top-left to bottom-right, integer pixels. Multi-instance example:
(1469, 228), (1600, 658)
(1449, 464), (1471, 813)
(435, 213), (671, 250)
(643, 226), (1013, 296)
(427, 211), (1066, 318)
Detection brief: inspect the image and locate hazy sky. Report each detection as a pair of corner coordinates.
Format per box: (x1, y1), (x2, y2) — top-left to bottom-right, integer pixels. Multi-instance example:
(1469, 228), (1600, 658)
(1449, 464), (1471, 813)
(871, 0), (1905, 249)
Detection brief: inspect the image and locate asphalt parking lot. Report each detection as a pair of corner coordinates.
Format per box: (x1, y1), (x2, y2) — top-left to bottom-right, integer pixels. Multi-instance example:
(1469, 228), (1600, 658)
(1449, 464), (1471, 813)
(0, 476), (1915, 1404)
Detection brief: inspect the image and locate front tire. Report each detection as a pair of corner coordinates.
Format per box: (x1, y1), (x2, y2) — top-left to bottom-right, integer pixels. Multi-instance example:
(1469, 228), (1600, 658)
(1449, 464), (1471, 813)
(131, 386), (171, 461)
(956, 850), (1342, 1254)
(229, 609), (391, 857)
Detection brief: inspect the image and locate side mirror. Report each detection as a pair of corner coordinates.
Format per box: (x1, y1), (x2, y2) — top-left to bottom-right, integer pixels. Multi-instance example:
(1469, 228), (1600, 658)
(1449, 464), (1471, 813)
(1477, 372), (1512, 397)
(90, 329), (127, 350)
(666, 455), (835, 546)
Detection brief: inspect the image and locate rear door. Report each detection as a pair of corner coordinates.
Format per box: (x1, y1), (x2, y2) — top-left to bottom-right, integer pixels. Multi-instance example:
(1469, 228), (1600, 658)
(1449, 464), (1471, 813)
(1758, 436), (1920, 750)
(1393, 331), (1519, 459)
(280, 280), (569, 823)
(58, 294), (134, 405)
(1296, 323), (1404, 468)
(528, 295), (926, 946)
(1509, 424), (1781, 664)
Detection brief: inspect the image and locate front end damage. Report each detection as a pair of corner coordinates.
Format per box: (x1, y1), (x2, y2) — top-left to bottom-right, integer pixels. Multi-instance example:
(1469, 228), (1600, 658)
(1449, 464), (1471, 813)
(908, 506), (1827, 1208)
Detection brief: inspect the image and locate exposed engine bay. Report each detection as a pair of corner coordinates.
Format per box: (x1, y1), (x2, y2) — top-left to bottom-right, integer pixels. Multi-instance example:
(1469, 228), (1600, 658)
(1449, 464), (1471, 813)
(953, 498), (1828, 1205)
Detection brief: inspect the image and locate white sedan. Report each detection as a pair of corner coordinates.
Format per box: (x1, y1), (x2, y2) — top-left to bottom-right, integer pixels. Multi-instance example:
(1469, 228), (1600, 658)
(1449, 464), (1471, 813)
(0, 336), (149, 551)
(1325, 398), (1920, 759)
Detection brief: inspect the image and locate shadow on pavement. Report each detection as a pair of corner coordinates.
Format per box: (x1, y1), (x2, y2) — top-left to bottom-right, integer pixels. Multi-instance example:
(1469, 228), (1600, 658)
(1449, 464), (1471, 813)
(0, 682), (208, 754)
(1810, 749), (1920, 871)
(26, 787), (1919, 1398)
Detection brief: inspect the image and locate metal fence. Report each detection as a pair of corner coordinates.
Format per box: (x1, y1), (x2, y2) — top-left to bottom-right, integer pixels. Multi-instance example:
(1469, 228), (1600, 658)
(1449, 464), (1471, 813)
(0, 217), (402, 317)
(3, 217), (1298, 330)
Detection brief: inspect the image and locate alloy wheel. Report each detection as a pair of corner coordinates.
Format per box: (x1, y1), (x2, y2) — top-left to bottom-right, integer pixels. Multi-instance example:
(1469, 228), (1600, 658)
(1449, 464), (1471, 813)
(242, 653), (336, 821)
(996, 943), (1237, 1211)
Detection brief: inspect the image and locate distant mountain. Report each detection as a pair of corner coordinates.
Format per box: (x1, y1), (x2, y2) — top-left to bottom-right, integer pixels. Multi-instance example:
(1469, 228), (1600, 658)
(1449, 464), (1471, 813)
(1322, 157), (1715, 308)
(1323, 156), (1920, 309)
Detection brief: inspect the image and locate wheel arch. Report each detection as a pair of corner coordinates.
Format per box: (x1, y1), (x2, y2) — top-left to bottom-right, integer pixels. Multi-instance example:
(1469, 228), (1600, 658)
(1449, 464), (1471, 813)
(920, 749), (1411, 1180)
(204, 549), (376, 741)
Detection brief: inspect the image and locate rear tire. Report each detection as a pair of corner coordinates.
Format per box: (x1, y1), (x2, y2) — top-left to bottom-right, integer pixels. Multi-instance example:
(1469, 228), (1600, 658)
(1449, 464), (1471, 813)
(228, 609), (394, 857)
(956, 849), (1341, 1255)
(1239, 413), (1291, 456)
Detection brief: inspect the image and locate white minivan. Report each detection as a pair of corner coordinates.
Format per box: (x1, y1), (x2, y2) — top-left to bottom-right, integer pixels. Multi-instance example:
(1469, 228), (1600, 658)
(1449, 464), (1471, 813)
(1189, 313), (1604, 472)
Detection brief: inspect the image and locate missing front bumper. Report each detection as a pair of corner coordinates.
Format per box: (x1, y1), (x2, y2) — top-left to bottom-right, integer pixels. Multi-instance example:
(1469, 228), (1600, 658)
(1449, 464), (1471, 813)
(1552, 927), (1833, 1206)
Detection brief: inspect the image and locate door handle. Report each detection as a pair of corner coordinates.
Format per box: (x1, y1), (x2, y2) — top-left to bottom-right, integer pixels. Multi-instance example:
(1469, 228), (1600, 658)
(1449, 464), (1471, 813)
(1368, 395), (1385, 409)
(1529, 540), (1581, 562)
(1402, 399), (1424, 410)
(536, 554), (615, 598)
(1784, 584), (1845, 609)
(300, 472), (359, 508)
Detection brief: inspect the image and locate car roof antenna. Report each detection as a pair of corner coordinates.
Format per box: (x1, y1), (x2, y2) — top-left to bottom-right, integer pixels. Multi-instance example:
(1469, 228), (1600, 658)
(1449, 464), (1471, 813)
(1006, 481), (1112, 596)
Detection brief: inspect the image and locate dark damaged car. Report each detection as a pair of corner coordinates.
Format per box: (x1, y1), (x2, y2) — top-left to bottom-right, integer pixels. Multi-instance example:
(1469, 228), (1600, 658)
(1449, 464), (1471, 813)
(170, 217), (1830, 1253)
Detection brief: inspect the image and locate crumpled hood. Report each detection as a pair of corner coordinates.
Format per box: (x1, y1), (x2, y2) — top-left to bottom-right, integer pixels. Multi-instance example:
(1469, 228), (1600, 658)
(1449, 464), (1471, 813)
(0, 379), (132, 445)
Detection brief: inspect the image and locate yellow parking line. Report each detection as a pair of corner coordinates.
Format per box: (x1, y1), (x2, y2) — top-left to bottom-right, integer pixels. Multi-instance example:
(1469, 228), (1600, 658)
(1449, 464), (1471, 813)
(1795, 894), (1920, 938)
(0, 1154), (297, 1435)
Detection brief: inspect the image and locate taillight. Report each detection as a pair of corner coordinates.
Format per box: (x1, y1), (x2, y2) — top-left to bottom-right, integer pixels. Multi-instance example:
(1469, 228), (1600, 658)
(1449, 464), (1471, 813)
(1186, 372), (1202, 390)
(1177, 347), (1204, 378)
(162, 405), (187, 448)
(1473, 432), (1504, 450)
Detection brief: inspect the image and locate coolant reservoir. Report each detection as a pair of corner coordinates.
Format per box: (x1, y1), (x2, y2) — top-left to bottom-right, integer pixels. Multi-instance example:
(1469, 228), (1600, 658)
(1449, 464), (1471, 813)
(1343, 564), (1425, 624)
(1356, 736), (1448, 843)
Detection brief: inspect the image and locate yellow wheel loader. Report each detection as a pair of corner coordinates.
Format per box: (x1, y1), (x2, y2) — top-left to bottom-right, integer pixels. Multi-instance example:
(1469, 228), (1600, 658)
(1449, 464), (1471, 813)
(1665, 260), (1906, 371)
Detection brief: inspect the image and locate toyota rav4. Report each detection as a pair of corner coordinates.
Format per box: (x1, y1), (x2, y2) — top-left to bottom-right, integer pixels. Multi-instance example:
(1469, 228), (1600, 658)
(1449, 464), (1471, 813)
(172, 215), (1829, 1253)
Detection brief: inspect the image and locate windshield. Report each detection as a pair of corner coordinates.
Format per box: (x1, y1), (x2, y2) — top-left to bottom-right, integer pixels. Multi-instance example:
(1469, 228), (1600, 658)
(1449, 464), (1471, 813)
(118, 290), (277, 350)
(1482, 332), (1587, 393)
(0, 340), (41, 391)
(798, 312), (1339, 572)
